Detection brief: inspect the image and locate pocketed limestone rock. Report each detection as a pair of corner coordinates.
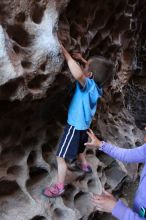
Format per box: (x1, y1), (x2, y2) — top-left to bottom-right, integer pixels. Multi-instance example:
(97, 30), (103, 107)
(0, 0), (146, 219)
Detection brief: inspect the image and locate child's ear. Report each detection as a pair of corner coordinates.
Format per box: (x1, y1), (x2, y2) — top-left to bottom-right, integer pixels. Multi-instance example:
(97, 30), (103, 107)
(89, 72), (93, 78)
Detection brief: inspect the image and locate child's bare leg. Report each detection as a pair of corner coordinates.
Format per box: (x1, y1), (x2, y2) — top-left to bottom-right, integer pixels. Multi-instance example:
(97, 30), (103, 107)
(77, 152), (92, 173)
(43, 157), (66, 197)
(56, 156), (67, 184)
(77, 152), (88, 164)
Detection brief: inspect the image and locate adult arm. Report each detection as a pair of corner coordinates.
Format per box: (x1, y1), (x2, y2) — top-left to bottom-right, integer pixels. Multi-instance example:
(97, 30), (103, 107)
(112, 200), (144, 220)
(99, 141), (146, 163)
(92, 190), (144, 220)
(85, 129), (146, 163)
(61, 45), (86, 86)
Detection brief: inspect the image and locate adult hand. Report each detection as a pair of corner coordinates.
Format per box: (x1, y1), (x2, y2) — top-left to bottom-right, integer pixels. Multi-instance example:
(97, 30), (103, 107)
(84, 129), (102, 148)
(91, 189), (117, 213)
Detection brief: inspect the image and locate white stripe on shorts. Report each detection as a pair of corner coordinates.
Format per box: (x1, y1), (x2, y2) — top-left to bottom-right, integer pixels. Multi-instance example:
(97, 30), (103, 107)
(58, 126), (73, 157)
(63, 127), (75, 158)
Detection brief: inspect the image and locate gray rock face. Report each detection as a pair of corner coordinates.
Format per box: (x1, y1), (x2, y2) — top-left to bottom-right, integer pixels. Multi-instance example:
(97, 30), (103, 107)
(0, 0), (146, 219)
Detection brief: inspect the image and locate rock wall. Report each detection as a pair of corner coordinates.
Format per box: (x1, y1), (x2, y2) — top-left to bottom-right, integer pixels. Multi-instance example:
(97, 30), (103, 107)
(0, 0), (146, 219)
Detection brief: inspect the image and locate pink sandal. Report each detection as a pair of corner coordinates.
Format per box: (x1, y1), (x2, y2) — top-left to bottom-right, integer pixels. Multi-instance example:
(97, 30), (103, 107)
(75, 162), (92, 173)
(43, 183), (65, 198)
(76, 163), (92, 173)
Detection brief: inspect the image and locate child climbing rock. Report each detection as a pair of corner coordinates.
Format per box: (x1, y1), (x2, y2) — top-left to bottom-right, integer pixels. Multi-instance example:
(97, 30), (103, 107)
(43, 45), (113, 198)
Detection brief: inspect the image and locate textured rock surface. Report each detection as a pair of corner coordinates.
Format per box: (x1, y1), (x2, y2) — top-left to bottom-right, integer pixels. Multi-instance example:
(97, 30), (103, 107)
(0, 0), (146, 219)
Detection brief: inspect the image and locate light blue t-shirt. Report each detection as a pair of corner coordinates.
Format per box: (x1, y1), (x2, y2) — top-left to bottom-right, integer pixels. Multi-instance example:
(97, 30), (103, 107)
(67, 78), (102, 130)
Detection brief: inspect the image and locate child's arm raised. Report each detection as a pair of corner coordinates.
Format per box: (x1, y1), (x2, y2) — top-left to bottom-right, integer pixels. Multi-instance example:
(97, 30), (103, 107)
(72, 52), (88, 64)
(61, 45), (86, 87)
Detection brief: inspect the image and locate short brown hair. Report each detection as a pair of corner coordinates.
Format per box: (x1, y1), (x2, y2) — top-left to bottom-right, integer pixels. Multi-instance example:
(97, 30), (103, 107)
(88, 57), (114, 86)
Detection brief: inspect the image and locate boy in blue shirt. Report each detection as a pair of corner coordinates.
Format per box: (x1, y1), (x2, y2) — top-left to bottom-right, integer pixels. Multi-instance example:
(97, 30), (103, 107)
(43, 46), (113, 198)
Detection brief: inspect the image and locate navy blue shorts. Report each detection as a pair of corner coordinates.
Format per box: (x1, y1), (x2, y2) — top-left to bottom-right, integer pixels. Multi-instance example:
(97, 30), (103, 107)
(56, 124), (88, 159)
